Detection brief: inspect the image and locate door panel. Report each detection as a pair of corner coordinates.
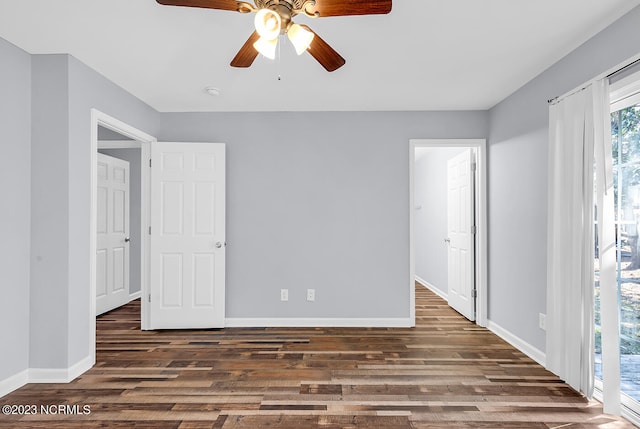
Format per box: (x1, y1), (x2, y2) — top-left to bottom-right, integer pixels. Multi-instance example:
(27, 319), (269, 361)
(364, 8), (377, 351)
(96, 153), (130, 315)
(447, 148), (476, 321)
(149, 142), (226, 329)
(96, 249), (107, 298)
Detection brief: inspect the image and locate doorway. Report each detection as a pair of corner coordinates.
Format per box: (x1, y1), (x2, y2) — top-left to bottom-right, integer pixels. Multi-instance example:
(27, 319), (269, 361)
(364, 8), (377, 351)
(96, 149), (133, 315)
(97, 125), (148, 315)
(90, 109), (156, 363)
(409, 139), (488, 327)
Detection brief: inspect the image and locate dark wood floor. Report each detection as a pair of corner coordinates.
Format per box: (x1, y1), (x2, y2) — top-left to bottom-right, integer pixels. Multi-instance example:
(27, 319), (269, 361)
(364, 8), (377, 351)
(1, 285), (635, 428)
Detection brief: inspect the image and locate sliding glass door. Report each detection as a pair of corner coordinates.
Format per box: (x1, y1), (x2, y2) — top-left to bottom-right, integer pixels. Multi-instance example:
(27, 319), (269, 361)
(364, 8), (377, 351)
(595, 76), (640, 417)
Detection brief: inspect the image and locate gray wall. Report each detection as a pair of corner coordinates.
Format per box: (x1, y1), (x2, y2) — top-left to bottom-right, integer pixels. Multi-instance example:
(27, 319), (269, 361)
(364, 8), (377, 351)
(414, 147), (466, 296)
(158, 111), (489, 319)
(0, 38), (31, 381)
(30, 54), (70, 369)
(488, 5), (640, 352)
(98, 127), (133, 141)
(98, 147), (142, 295)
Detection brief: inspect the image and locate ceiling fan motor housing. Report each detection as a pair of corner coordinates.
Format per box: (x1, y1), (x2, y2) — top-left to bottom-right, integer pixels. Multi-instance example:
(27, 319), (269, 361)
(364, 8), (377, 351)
(255, 0), (304, 32)
(254, 0), (308, 11)
(255, 0), (318, 22)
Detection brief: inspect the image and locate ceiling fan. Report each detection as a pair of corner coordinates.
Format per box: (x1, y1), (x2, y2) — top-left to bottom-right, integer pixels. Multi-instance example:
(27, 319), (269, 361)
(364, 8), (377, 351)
(156, 0), (392, 72)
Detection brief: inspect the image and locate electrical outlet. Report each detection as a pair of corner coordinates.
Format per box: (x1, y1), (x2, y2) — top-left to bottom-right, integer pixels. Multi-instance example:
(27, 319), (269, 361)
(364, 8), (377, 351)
(539, 313), (546, 331)
(306, 289), (315, 302)
(280, 289), (288, 302)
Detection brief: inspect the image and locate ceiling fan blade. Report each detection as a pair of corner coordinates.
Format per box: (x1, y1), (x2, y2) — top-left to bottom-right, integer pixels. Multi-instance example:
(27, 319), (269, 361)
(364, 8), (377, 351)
(303, 26), (345, 72)
(156, 0), (245, 12)
(306, 0), (391, 17)
(230, 31), (260, 68)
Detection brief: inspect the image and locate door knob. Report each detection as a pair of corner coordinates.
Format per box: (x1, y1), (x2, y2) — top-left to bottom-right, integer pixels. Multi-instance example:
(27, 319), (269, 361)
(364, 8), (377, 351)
(215, 241), (224, 248)
(124, 237), (131, 243)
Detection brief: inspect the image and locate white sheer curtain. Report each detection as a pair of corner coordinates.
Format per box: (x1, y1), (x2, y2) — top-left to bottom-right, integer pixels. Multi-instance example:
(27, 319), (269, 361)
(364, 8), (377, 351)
(547, 84), (595, 398)
(546, 78), (619, 413)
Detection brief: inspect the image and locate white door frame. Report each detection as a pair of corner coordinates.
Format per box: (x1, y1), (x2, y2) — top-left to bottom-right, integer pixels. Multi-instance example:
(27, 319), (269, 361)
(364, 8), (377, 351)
(409, 139), (488, 327)
(90, 109), (156, 363)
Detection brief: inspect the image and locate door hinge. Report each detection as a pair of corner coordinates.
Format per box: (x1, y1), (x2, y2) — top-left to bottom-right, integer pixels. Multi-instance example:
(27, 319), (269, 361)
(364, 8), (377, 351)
(148, 226), (151, 235)
(471, 289), (478, 298)
(149, 158), (152, 168)
(471, 225), (477, 234)
(471, 162), (477, 172)
(148, 294), (151, 303)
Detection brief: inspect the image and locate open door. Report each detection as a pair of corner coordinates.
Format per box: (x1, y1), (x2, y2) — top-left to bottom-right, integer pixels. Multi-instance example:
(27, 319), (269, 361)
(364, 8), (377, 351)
(446, 148), (476, 321)
(148, 142), (226, 329)
(96, 153), (130, 315)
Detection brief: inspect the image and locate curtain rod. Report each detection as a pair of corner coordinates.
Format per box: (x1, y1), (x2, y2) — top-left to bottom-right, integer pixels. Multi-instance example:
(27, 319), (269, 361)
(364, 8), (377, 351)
(547, 58), (640, 104)
(606, 57), (640, 79)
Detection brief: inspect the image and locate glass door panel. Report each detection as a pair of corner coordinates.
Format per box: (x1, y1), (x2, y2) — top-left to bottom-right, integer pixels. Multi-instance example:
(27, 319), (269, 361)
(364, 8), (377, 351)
(597, 103), (640, 406)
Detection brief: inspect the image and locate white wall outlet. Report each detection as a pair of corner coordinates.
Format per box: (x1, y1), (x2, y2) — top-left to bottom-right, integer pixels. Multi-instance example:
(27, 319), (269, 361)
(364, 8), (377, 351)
(539, 313), (546, 331)
(280, 289), (288, 302)
(306, 289), (315, 302)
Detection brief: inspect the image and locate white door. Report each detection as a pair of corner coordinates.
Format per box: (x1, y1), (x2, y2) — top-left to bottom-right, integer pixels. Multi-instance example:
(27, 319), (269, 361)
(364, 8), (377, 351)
(96, 153), (130, 315)
(149, 142), (226, 329)
(446, 148), (476, 321)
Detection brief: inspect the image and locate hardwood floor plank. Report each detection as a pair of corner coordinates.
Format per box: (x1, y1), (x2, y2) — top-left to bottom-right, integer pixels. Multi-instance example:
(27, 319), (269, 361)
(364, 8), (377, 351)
(0, 284), (635, 428)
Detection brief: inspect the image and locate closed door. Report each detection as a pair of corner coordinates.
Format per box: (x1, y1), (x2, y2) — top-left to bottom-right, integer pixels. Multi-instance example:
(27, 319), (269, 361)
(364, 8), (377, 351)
(149, 142), (226, 329)
(446, 148), (476, 321)
(96, 153), (130, 315)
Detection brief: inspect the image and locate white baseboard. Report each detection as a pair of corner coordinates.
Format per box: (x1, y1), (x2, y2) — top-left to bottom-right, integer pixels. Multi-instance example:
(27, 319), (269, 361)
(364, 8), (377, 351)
(0, 355), (94, 398)
(415, 276), (448, 300)
(29, 355), (94, 384)
(225, 318), (413, 328)
(129, 290), (142, 301)
(487, 320), (546, 366)
(0, 369), (29, 398)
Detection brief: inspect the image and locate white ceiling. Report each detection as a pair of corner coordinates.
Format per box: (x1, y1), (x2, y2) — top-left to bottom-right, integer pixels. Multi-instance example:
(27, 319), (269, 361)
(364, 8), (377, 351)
(1, 0), (638, 112)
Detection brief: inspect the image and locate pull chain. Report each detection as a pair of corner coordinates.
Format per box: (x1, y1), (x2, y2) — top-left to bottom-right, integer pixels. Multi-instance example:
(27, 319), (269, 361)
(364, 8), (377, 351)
(277, 34), (282, 81)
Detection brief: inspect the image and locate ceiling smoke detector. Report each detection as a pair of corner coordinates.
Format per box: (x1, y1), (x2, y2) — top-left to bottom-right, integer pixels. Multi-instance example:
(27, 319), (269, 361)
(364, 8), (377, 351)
(205, 87), (221, 96)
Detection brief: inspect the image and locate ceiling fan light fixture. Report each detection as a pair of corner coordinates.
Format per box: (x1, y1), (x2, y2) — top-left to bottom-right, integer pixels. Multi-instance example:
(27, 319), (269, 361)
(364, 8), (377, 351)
(253, 36), (278, 60)
(254, 8), (281, 40)
(287, 23), (314, 55)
